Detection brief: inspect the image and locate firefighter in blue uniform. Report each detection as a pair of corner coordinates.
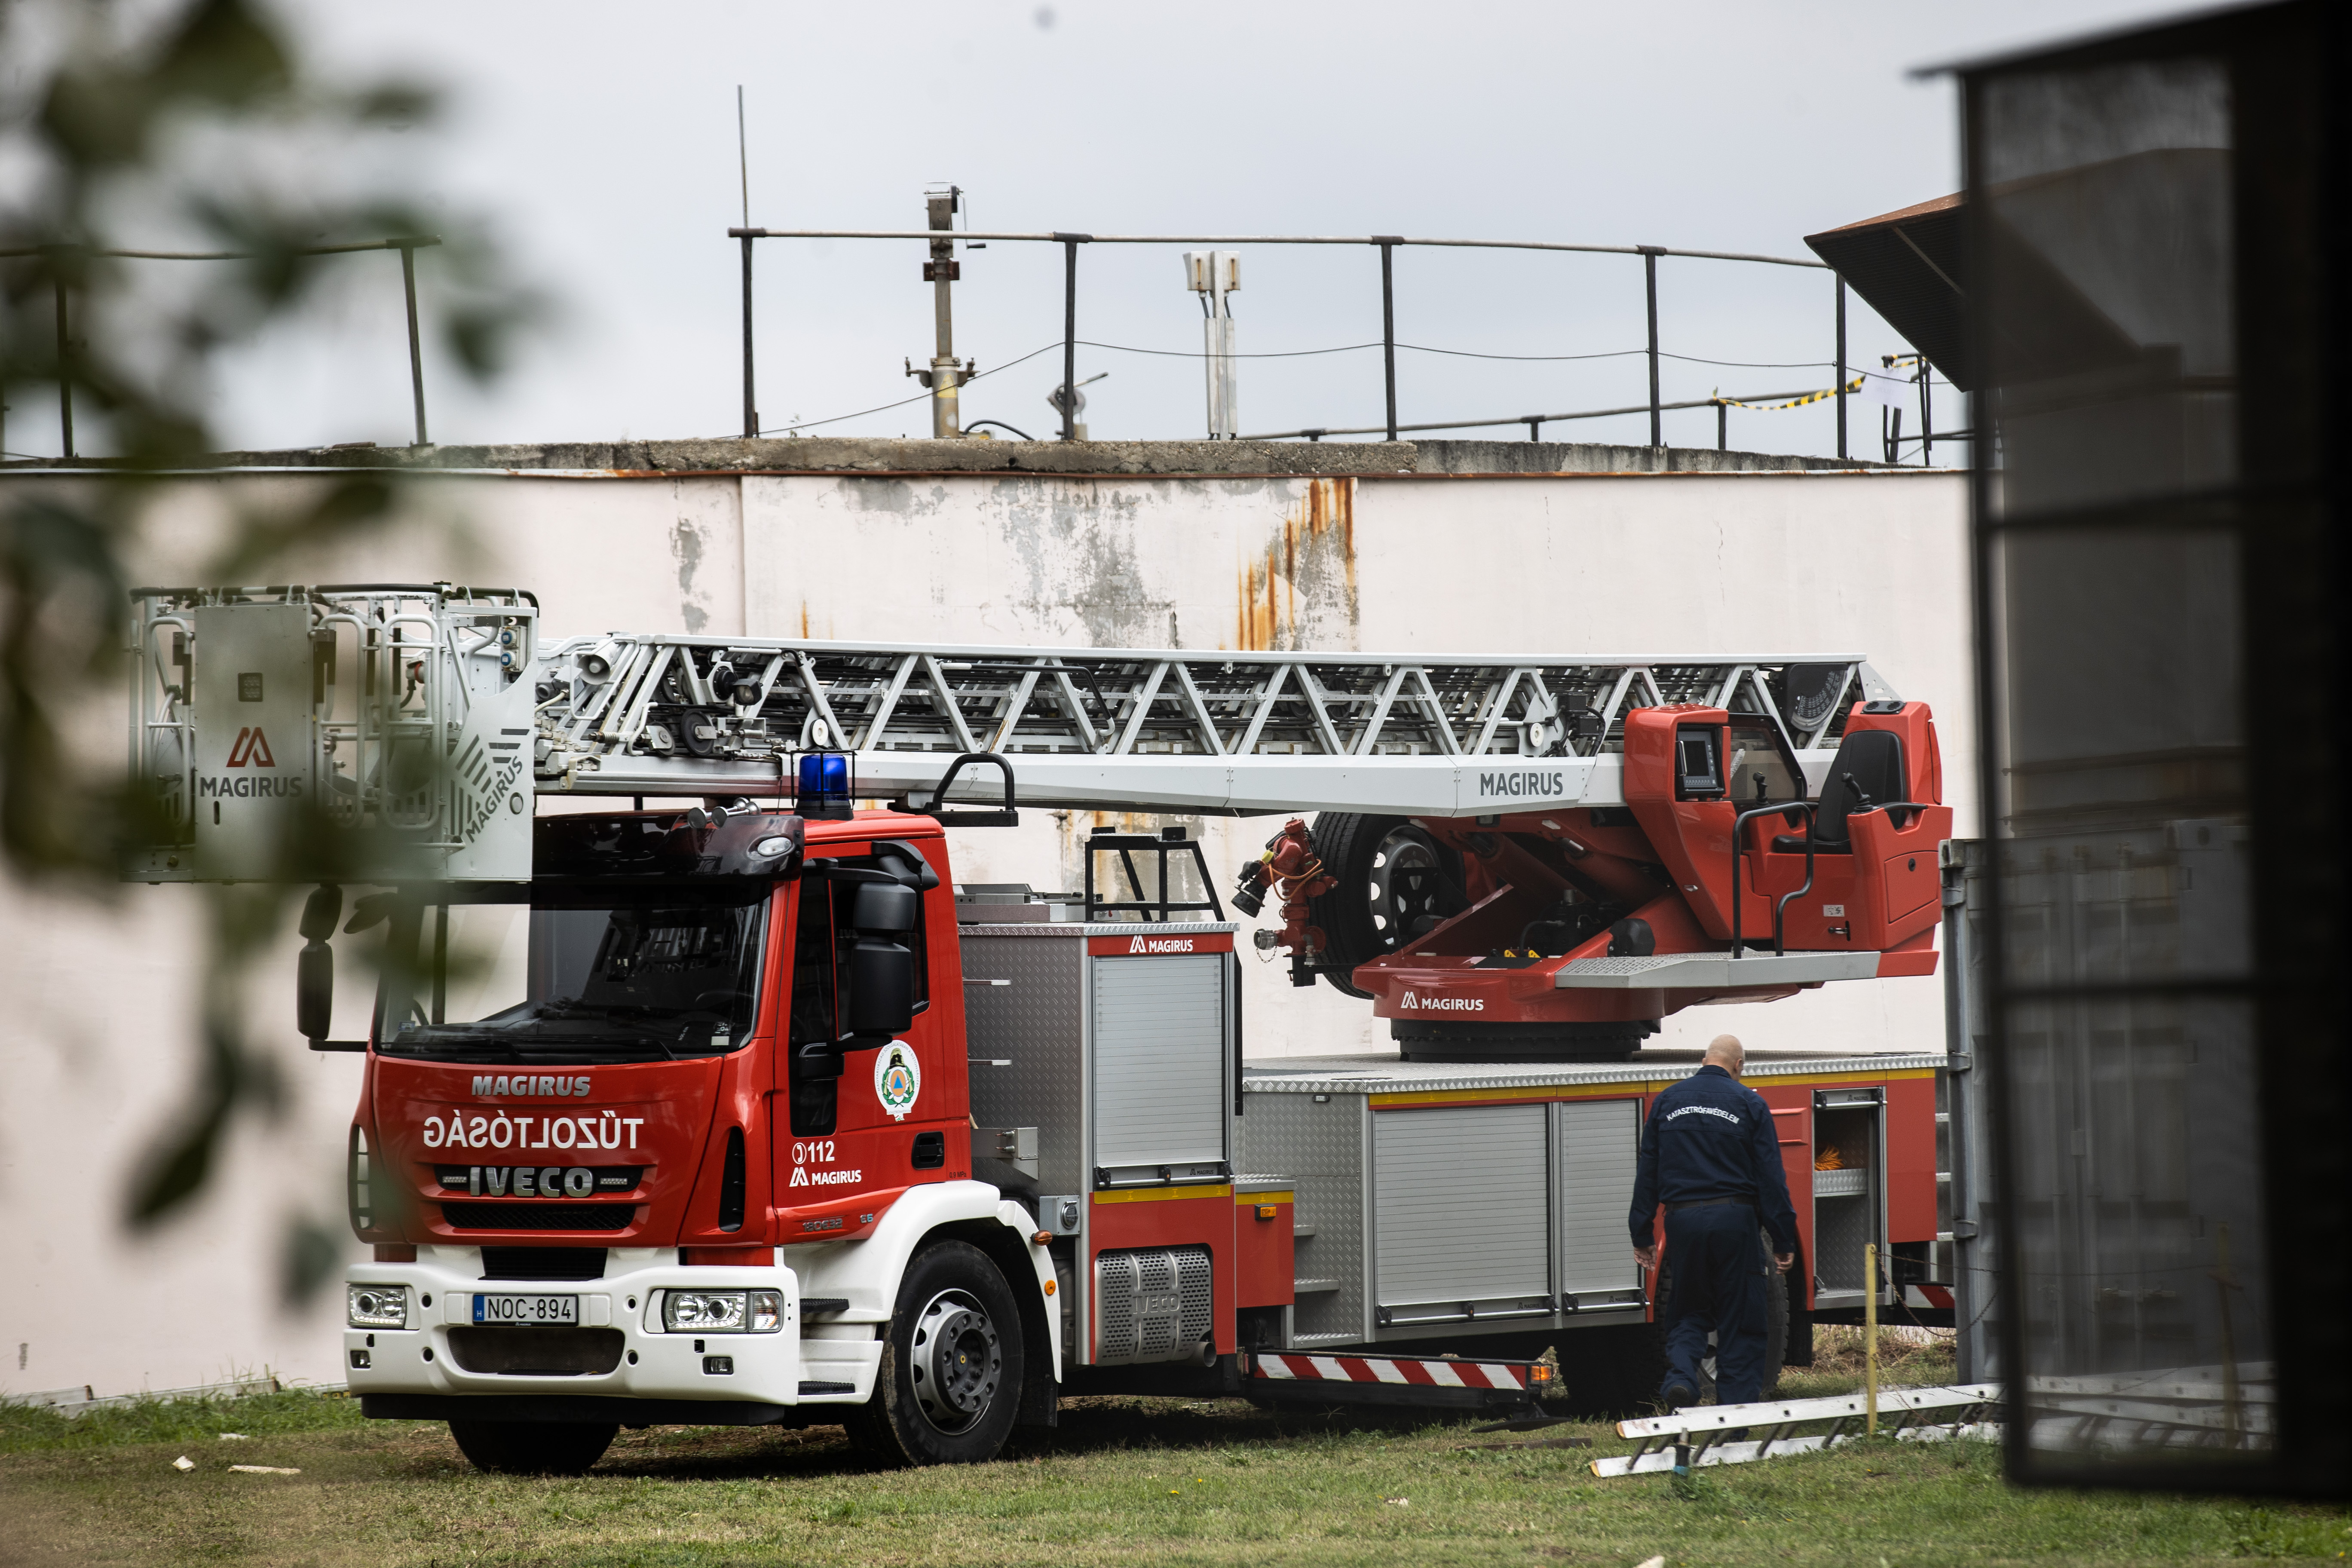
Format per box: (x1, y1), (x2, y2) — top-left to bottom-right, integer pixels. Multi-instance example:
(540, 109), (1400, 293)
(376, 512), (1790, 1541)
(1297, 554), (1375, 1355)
(1628, 1034), (1798, 1411)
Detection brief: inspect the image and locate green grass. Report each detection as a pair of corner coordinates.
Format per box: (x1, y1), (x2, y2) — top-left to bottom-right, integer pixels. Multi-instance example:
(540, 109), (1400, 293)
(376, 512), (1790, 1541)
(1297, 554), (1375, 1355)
(2, 1341), (2343, 1567)
(0, 1388), (365, 1456)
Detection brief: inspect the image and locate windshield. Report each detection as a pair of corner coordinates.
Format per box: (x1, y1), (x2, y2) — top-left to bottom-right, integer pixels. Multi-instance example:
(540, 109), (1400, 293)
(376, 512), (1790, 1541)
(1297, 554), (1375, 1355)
(376, 886), (769, 1065)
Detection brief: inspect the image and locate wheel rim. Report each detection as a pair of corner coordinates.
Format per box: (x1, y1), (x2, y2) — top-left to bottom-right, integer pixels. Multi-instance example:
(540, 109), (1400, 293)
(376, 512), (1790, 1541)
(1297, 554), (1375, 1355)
(907, 1288), (1002, 1435)
(1365, 826), (1445, 952)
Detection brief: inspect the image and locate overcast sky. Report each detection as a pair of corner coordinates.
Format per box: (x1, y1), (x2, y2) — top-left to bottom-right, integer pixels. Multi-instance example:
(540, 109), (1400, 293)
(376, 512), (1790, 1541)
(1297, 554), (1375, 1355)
(176, 0), (2190, 462)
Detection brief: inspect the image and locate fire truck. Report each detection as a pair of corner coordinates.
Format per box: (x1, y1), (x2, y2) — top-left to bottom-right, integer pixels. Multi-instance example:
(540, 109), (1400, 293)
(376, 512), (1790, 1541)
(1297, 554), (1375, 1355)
(126, 584), (1953, 1472)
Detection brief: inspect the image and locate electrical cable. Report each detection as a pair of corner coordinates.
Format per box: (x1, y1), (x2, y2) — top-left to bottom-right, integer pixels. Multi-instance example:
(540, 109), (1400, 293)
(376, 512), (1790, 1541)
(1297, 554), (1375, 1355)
(758, 340), (1066, 435)
(1077, 338), (1381, 360)
(1660, 352), (1837, 369)
(1086, 340), (1838, 369)
(759, 335), (1922, 437)
(1397, 344), (1647, 363)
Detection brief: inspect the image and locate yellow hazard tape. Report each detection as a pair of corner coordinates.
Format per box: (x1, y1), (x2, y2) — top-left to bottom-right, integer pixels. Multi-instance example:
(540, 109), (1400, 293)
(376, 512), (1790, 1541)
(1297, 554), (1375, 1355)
(1717, 373), (1866, 412)
(1712, 353), (1927, 412)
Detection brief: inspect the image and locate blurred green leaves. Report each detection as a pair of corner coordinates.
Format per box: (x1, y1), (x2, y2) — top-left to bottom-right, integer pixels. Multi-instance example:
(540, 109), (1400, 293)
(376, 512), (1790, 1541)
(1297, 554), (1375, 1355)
(0, 0), (531, 1257)
(40, 0), (292, 172)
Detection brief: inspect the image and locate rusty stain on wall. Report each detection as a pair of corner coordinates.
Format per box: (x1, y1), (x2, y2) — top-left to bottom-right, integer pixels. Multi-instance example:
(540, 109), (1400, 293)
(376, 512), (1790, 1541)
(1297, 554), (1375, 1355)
(1235, 477), (1359, 652)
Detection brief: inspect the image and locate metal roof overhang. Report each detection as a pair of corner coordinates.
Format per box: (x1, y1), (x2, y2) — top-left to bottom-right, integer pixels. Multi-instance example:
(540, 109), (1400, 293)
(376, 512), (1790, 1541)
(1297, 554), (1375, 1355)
(1805, 194), (1972, 390)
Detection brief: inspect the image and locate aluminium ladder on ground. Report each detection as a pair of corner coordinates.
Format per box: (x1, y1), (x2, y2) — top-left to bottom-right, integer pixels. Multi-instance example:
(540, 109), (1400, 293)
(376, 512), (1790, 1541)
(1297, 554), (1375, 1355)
(1592, 1384), (2003, 1476)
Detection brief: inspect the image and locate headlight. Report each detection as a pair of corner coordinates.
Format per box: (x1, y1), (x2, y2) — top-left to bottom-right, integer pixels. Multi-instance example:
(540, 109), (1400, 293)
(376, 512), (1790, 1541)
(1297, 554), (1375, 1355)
(348, 1283), (409, 1329)
(664, 1290), (747, 1332)
(661, 1289), (785, 1334)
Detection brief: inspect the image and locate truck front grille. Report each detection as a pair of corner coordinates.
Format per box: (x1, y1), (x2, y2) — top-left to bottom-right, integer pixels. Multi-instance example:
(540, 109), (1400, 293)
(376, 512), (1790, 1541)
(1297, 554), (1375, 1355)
(446, 1326), (625, 1376)
(440, 1203), (635, 1233)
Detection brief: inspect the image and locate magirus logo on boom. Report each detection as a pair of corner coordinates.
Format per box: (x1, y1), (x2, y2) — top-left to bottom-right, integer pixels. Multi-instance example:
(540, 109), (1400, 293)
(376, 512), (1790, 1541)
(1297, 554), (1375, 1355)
(1398, 991), (1485, 1012)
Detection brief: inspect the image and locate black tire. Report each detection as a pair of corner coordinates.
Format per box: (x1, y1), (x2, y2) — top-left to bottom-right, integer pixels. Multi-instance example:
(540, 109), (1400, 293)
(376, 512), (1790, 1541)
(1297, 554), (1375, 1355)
(843, 1240), (1024, 1466)
(1306, 813), (1462, 996)
(1552, 1321), (1668, 1418)
(1390, 1019), (1657, 1063)
(447, 1419), (616, 1476)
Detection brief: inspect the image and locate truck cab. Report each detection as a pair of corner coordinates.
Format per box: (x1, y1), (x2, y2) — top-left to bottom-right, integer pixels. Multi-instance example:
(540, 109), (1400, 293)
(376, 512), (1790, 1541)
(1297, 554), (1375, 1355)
(342, 804), (1059, 1471)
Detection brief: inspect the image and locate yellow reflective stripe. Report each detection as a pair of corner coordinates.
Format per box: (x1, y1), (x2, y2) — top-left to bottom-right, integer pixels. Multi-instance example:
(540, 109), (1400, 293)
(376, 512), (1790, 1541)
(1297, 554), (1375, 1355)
(1093, 1183), (1233, 1204)
(1366, 1067), (1935, 1109)
(1235, 1189), (1295, 1206)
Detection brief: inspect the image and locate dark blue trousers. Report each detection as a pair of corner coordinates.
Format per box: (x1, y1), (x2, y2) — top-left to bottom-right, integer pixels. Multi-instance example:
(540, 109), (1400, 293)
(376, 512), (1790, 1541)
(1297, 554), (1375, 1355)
(1659, 1203), (1770, 1406)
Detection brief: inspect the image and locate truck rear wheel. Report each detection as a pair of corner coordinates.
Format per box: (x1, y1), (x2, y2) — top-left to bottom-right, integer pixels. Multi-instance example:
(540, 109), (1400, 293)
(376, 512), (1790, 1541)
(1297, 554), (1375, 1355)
(1553, 1321), (1669, 1417)
(447, 1419), (616, 1476)
(844, 1240), (1025, 1466)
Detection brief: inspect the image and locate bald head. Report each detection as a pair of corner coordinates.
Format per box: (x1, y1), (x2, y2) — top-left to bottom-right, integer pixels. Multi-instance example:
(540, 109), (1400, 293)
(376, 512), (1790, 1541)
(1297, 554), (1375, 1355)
(1704, 1034), (1746, 1075)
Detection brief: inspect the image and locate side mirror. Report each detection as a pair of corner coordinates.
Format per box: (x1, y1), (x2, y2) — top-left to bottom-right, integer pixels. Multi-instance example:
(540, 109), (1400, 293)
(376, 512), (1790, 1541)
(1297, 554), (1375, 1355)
(849, 879), (919, 934)
(297, 885), (341, 1041)
(844, 938), (916, 1038)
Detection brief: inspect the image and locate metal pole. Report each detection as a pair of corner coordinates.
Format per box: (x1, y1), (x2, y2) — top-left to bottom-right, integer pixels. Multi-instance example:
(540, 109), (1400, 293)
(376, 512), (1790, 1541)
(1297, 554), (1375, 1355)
(1919, 362), (1933, 466)
(1865, 1240), (1880, 1435)
(1716, 398), (1727, 452)
(928, 192), (961, 438)
(1061, 236), (1079, 441)
(53, 269), (73, 459)
(430, 905), (448, 1026)
(741, 234), (758, 438)
(1376, 237), (1400, 441)
(1642, 246), (1662, 447)
(1834, 274), (1847, 462)
(400, 243), (428, 447)
(1942, 837), (1992, 1387)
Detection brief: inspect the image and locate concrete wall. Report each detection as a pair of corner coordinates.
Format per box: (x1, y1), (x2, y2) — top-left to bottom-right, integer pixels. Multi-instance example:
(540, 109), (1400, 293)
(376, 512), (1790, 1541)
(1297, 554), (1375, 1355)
(0, 444), (1967, 1402)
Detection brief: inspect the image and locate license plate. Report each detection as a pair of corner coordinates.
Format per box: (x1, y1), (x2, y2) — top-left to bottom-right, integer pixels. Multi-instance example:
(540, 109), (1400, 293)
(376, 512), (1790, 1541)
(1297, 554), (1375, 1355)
(471, 1293), (579, 1326)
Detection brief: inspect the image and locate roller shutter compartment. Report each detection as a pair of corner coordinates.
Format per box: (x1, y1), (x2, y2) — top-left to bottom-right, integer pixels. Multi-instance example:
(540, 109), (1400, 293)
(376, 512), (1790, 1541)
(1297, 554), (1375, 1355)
(1373, 1104), (1551, 1323)
(1091, 955), (1228, 1170)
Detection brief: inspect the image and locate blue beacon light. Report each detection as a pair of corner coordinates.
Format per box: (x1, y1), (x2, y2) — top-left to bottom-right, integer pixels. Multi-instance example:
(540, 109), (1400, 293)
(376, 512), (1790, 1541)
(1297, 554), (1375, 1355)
(797, 751), (854, 821)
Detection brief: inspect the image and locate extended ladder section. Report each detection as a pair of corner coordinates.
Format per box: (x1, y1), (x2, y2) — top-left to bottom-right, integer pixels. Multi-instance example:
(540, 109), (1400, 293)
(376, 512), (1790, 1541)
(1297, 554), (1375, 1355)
(122, 585), (1912, 903)
(530, 631), (1900, 817)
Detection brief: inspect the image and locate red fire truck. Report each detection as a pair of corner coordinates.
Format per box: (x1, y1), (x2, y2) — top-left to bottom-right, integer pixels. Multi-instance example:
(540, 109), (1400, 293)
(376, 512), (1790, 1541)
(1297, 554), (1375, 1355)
(128, 586), (1953, 1472)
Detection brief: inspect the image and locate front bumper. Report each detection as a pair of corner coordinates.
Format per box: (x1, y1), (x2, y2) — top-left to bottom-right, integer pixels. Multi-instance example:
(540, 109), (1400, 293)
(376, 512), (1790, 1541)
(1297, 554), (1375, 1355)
(343, 1246), (880, 1414)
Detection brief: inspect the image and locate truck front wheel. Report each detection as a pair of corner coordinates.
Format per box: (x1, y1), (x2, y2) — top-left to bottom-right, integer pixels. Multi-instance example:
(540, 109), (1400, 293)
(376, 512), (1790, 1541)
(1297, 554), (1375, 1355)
(844, 1240), (1025, 1466)
(447, 1418), (616, 1476)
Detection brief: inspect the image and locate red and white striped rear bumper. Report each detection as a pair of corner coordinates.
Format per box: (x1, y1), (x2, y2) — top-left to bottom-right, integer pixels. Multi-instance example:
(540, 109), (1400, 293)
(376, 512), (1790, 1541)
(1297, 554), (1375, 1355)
(1246, 1351), (1547, 1411)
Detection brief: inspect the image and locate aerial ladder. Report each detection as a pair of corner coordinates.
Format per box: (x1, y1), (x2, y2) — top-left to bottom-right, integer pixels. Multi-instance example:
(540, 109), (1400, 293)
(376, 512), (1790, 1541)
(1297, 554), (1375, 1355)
(129, 583), (1950, 1060)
